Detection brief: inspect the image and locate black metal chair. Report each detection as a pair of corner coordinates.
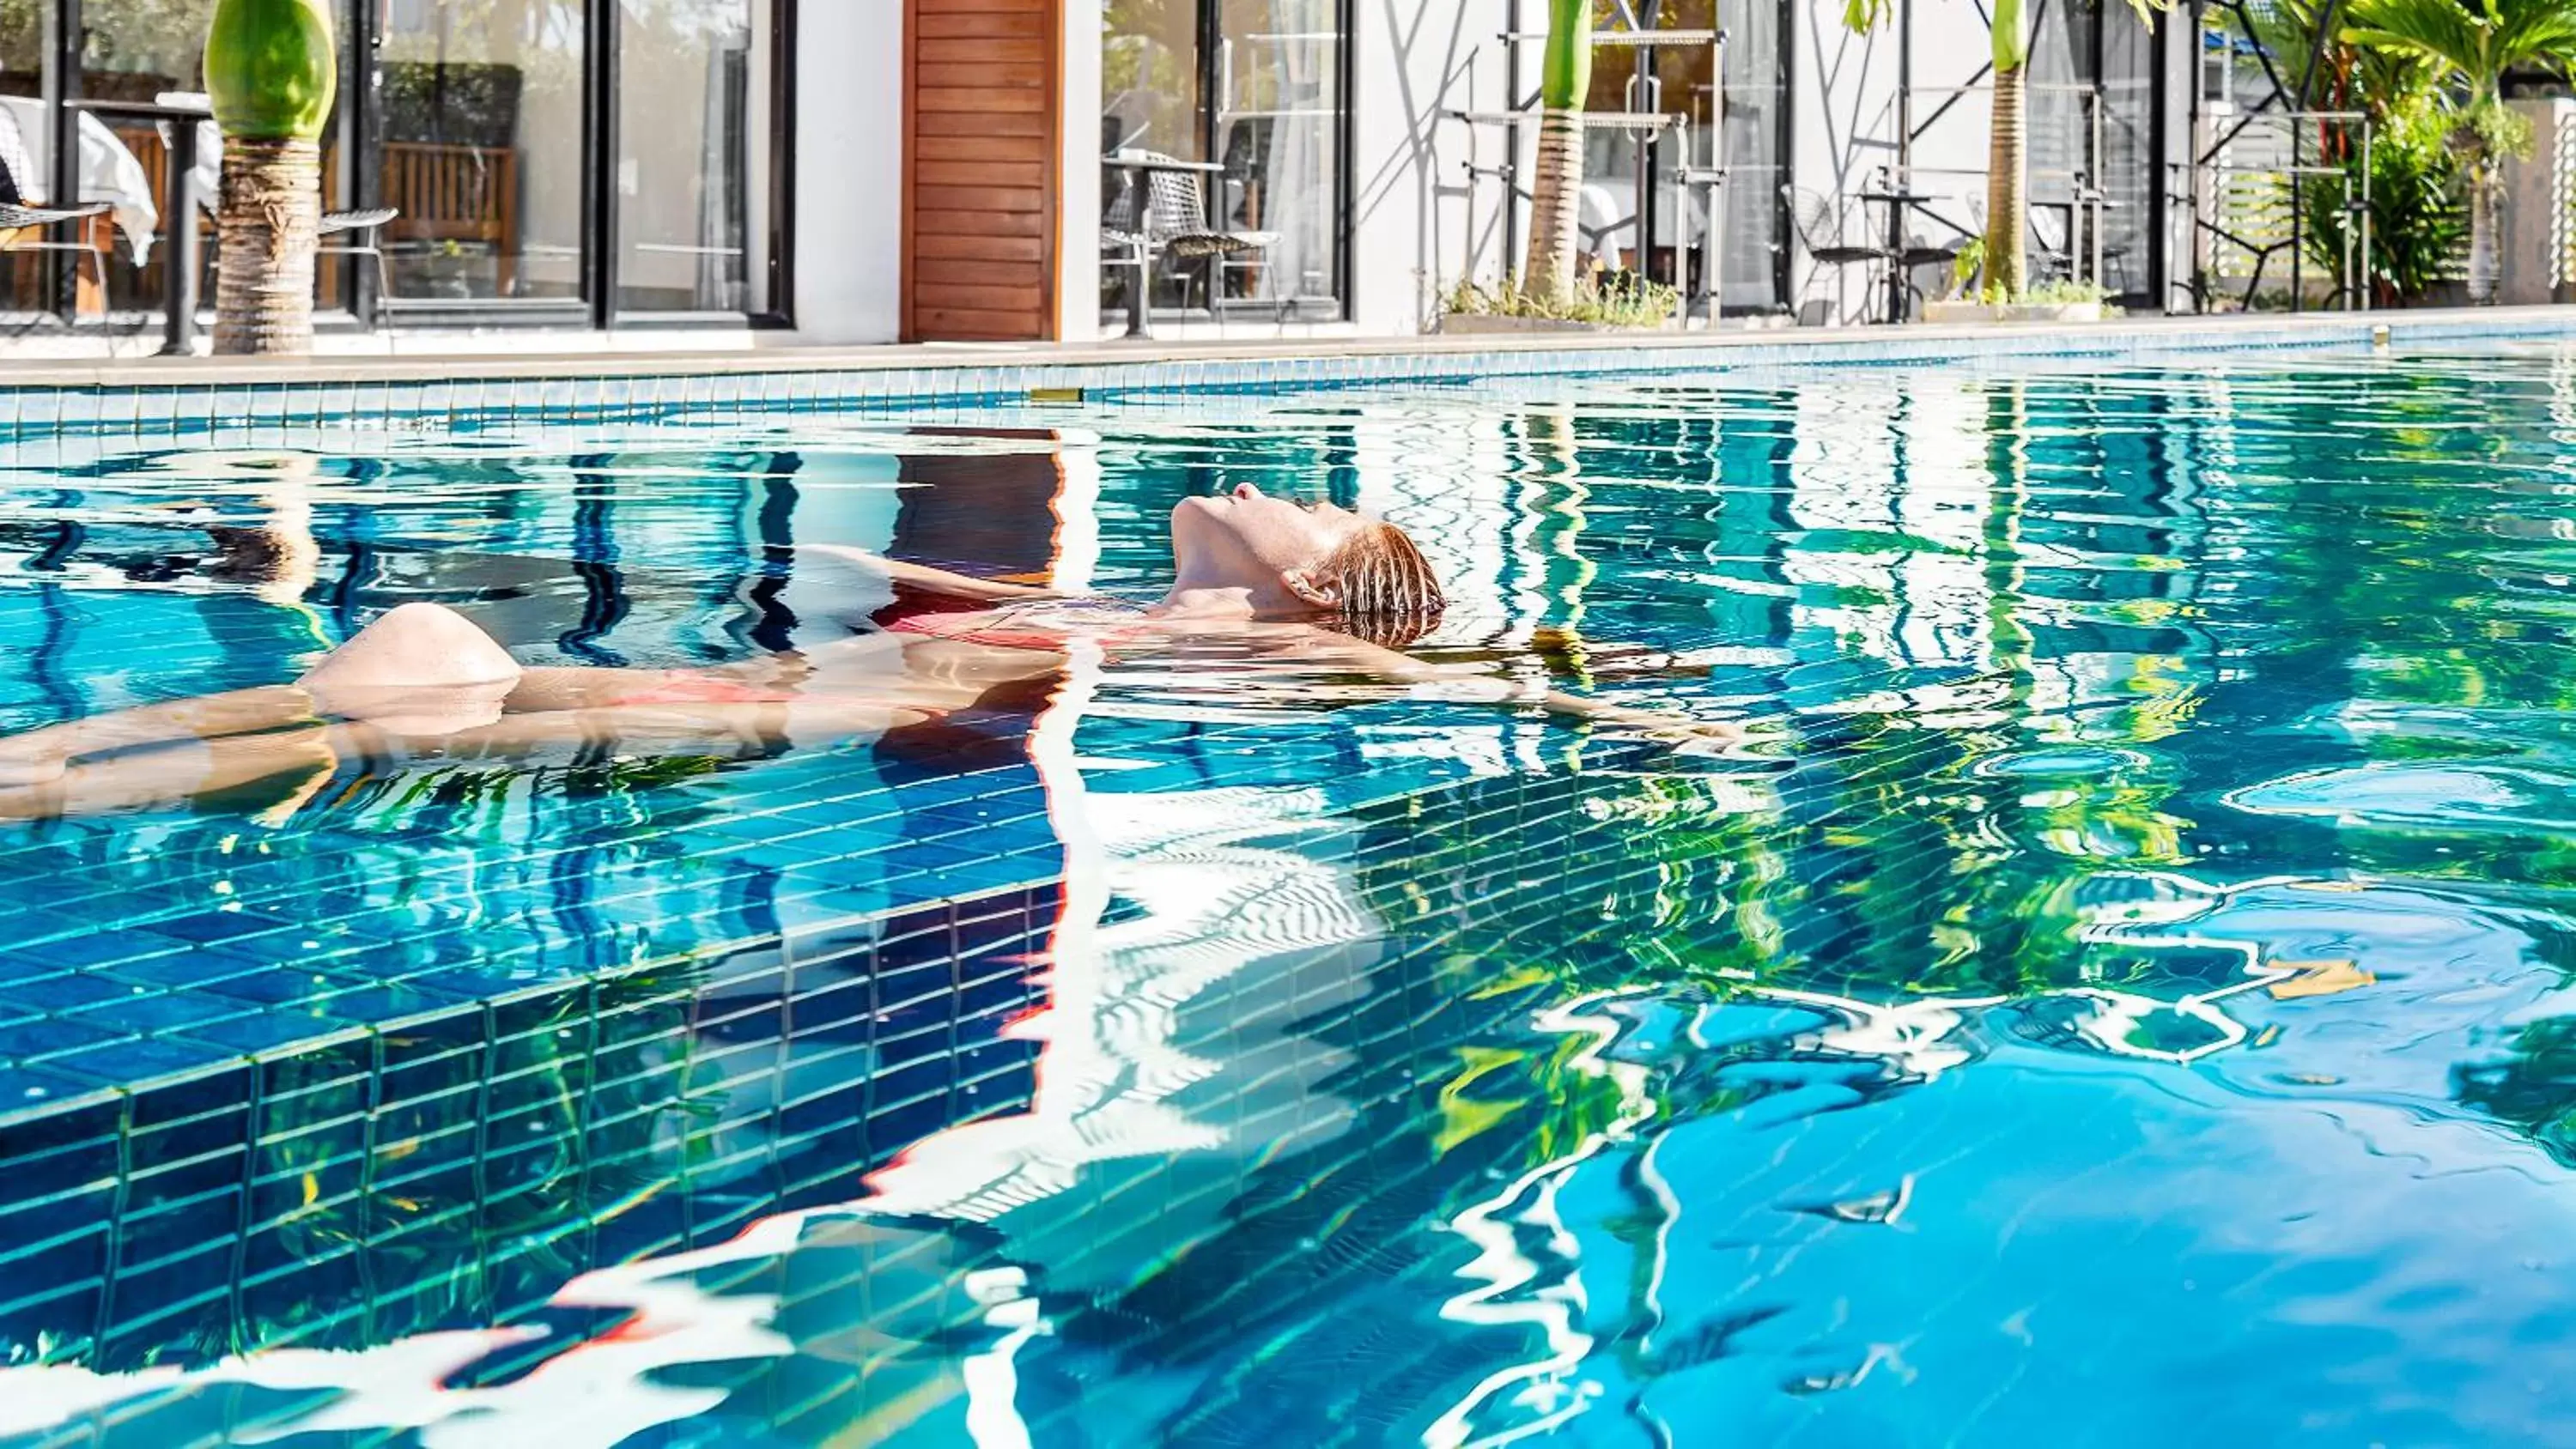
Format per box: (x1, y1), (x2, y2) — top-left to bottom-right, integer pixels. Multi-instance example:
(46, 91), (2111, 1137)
(1783, 185), (1888, 322)
(1103, 149), (1278, 335)
(1895, 196), (1975, 306)
(2029, 202), (2079, 285)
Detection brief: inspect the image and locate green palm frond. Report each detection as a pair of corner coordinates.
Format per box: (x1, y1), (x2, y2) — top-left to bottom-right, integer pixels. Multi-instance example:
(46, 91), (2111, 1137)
(2344, 0), (2576, 94)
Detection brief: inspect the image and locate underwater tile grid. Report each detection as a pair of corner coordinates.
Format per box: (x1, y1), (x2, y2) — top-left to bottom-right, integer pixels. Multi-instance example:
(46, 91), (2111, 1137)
(17, 337), (2576, 1443)
(0, 763), (1648, 1404)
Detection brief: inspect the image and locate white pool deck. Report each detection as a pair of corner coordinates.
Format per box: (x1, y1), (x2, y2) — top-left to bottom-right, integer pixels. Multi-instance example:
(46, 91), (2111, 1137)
(0, 306), (2566, 393)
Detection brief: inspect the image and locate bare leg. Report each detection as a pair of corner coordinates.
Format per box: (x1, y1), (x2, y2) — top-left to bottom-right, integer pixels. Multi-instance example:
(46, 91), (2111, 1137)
(0, 602), (526, 786)
(0, 697), (927, 824)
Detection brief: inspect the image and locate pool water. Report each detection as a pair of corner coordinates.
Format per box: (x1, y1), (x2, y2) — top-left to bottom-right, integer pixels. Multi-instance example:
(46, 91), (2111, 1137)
(9, 345), (2576, 1445)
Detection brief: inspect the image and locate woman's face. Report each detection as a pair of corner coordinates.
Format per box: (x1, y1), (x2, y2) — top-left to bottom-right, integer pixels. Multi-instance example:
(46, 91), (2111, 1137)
(1170, 482), (1368, 609)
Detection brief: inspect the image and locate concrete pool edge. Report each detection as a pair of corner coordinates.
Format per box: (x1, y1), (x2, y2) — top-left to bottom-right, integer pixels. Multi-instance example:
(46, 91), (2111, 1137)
(0, 307), (2563, 438)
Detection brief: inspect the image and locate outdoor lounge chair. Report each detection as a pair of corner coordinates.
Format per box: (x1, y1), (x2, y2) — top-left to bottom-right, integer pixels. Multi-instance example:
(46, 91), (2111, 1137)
(1103, 148), (1278, 337)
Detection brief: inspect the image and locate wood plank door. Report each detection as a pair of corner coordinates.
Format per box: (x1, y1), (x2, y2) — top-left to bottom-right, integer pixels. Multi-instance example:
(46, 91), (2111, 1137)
(903, 0), (1062, 342)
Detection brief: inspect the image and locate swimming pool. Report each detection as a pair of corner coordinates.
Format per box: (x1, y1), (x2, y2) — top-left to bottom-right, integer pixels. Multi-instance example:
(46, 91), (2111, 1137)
(9, 340), (2576, 1445)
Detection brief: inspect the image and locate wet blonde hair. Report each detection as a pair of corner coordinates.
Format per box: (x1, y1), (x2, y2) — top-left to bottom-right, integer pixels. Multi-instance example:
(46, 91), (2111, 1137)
(1315, 522), (1446, 648)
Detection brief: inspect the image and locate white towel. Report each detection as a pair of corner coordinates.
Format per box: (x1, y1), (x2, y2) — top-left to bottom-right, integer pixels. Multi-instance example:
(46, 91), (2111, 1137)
(0, 95), (161, 264)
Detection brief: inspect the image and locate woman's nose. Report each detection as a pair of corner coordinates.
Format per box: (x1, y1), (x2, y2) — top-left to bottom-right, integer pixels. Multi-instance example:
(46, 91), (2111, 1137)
(1232, 482), (1261, 500)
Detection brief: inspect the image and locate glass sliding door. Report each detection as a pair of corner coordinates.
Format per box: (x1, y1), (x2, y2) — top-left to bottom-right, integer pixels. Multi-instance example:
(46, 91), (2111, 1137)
(1717, 0), (1789, 312)
(1577, 0), (1789, 315)
(1103, 0), (1205, 161)
(377, 0), (588, 303)
(2026, 0), (2098, 279)
(2096, 0), (2154, 303)
(76, 0), (356, 315)
(1212, 0), (1341, 315)
(1101, 0), (1347, 328)
(80, 0), (222, 315)
(615, 0), (777, 314)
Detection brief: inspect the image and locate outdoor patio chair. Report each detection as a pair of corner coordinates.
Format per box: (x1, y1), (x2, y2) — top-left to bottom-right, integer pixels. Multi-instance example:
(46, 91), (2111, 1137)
(1103, 148), (1279, 327)
(319, 206), (400, 301)
(1900, 196), (1973, 273)
(1783, 185), (1887, 321)
(2028, 203), (2077, 284)
(0, 113), (112, 312)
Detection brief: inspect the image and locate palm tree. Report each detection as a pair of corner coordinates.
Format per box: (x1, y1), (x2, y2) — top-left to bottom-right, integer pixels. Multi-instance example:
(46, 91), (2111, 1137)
(1839, 0), (2161, 299)
(2343, 0), (2576, 304)
(1984, 0), (2033, 293)
(204, 0), (338, 354)
(1522, 0), (1595, 301)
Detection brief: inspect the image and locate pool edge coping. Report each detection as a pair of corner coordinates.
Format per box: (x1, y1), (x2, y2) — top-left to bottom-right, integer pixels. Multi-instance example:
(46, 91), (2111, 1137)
(0, 306), (2561, 397)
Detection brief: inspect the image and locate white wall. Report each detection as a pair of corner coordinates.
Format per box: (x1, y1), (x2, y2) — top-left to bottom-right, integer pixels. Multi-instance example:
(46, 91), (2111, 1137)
(1344, 0), (2002, 334)
(1059, 0), (1106, 341)
(1346, 0), (1515, 335)
(792, 0), (903, 342)
(1790, 0), (1993, 324)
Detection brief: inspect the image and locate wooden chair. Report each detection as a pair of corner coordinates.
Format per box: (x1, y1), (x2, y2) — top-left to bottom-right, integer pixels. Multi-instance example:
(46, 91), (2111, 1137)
(381, 142), (518, 296)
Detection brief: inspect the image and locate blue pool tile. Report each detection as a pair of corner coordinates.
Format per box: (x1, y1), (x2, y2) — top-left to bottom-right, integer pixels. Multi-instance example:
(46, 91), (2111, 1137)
(10, 929), (191, 973)
(63, 990), (251, 1036)
(101, 950), (270, 991)
(197, 927), (368, 968)
(181, 1009), (361, 1056)
(0, 1063), (112, 1114)
(146, 909), (302, 947)
(201, 969), (368, 1008)
(0, 973), (137, 1014)
(43, 1034), (240, 1083)
(0, 1016), (126, 1063)
(313, 982), (476, 1023)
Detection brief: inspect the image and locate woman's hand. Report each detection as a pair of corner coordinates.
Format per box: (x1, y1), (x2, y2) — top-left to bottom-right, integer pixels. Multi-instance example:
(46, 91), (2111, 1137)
(1536, 690), (1751, 753)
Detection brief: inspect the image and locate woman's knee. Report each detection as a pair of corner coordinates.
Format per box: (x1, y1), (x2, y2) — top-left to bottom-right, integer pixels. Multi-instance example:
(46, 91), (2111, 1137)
(300, 603), (522, 729)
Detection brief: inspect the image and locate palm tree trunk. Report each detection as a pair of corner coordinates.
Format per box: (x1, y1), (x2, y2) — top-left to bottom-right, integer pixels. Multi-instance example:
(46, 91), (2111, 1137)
(214, 136), (321, 355)
(1520, 0), (1593, 303)
(1523, 111), (1589, 301)
(2466, 161), (2500, 306)
(1984, 62), (2028, 297)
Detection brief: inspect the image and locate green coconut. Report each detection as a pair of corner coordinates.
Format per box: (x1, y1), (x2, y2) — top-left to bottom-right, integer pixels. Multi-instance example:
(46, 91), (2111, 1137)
(205, 0), (337, 142)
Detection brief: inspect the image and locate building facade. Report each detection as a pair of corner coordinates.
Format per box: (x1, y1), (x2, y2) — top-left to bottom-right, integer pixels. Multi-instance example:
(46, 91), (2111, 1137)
(0, 0), (2190, 349)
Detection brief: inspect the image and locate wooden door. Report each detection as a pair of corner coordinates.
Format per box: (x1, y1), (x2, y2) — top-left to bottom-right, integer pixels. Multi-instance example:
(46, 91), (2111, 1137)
(902, 0), (1062, 342)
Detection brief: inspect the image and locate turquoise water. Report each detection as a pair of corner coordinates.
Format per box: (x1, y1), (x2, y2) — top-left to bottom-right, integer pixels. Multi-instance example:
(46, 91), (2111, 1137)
(8, 345), (2576, 1443)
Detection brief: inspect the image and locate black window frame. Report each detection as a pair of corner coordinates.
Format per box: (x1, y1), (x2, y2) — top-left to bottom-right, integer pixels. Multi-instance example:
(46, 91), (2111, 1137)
(1105, 0), (1356, 330)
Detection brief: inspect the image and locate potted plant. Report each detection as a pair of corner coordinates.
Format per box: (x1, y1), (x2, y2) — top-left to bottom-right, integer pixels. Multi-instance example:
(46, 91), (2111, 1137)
(1918, 238), (2115, 321)
(1437, 270), (1683, 334)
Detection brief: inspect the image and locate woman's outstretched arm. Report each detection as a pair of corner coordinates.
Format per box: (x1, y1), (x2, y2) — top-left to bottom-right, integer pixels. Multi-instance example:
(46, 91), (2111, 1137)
(1239, 621), (1747, 747)
(793, 543), (1060, 604)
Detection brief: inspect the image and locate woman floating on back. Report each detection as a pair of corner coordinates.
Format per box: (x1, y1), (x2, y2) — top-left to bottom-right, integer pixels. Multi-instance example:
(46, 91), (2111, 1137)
(0, 482), (1738, 820)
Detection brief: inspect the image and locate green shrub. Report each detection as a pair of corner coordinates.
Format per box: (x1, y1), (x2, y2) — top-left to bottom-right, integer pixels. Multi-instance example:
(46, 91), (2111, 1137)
(2299, 91), (2467, 303)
